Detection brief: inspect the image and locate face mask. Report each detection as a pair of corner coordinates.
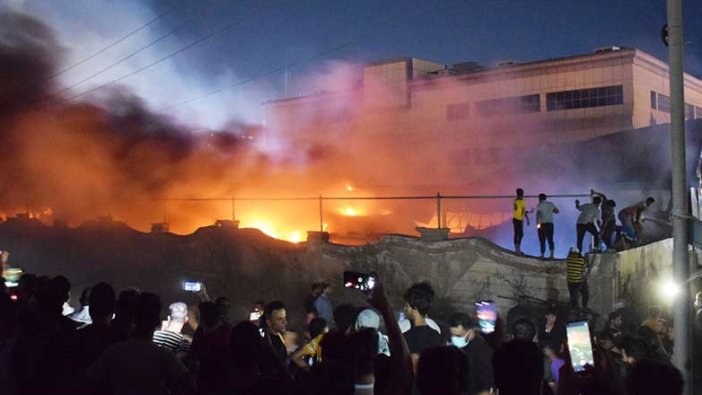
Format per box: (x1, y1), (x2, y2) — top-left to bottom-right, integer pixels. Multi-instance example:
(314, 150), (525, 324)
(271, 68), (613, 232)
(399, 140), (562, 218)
(451, 335), (469, 348)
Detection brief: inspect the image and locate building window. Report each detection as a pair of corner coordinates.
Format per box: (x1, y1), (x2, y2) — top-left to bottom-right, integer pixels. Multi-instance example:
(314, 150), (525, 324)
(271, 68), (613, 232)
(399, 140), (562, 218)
(650, 91), (657, 109)
(656, 93), (671, 113)
(546, 85), (623, 111)
(697, 106), (702, 119)
(475, 94), (540, 117)
(447, 102), (471, 121)
(685, 103), (694, 120)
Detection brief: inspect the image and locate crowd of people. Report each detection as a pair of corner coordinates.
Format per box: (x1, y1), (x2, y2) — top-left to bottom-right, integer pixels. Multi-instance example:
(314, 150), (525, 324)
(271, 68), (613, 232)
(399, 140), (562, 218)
(512, 188), (656, 257)
(0, 269), (692, 395)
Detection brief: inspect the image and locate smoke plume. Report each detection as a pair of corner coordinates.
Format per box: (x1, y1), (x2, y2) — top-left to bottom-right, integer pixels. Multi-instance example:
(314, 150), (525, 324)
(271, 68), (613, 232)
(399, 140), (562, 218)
(1, 10), (699, 256)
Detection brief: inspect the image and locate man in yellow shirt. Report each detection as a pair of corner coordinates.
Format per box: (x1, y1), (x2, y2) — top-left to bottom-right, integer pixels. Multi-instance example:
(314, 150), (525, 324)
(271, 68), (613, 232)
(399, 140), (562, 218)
(513, 188), (530, 254)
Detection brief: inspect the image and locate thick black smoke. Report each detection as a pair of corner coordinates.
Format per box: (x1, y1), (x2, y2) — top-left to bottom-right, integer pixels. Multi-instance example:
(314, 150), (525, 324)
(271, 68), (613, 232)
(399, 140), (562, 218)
(0, 11), (258, 230)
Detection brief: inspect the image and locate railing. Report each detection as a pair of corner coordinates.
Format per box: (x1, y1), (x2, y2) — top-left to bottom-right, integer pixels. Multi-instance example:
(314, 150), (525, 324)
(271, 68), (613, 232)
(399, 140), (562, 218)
(157, 193), (589, 235)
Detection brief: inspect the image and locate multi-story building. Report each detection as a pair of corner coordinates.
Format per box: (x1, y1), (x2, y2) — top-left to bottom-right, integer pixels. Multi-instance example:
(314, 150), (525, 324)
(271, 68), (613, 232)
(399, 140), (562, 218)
(264, 47), (702, 187)
(263, 47), (702, 243)
(267, 47), (702, 142)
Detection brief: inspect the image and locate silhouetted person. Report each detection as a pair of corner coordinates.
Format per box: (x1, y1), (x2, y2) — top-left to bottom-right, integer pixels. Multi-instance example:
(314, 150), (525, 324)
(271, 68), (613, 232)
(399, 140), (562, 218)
(15, 273), (39, 305)
(416, 346), (469, 395)
(494, 319), (543, 395)
(191, 301), (231, 395)
(110, 288), (140, 342)
(350, 328), (381, 395)
(227, 320), (292, 395)
(85, 292), (195, 395)
(71, 282), (117, 380)
(626, 358), (683, 395)
(315, 303), (358, 375)
(214, 296), (232, 325)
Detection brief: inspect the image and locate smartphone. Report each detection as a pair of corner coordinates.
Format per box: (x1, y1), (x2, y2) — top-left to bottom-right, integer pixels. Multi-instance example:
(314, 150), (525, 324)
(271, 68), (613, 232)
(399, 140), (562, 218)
(343, 271), (376, 291)
(183, 281), (202, 292)
(566, 320), (595, 372)
(475, 300), (497, 334)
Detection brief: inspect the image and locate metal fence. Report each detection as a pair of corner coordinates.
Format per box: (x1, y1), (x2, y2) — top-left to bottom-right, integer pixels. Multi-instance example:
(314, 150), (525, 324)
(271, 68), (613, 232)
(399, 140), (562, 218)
(157, 193), (589, 236)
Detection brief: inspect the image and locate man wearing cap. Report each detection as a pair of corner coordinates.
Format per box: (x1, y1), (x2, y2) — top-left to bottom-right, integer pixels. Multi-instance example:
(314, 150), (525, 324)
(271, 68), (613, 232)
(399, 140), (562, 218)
(356, 308), (390, 356)
(314, 282), (334, 326)
(566, 247), (588, 309)
(448, 312), (494, 395)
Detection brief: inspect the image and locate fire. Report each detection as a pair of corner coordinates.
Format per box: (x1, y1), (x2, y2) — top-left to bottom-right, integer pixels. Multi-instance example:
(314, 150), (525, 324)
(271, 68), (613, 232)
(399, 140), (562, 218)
(339, 206), (368, 217)
(238, 217), (305, 243)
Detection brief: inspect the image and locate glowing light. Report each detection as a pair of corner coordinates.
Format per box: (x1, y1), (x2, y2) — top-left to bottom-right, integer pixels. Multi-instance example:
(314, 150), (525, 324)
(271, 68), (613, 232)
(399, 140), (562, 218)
(658, 278), (680, 300)
(339, 206), (367, 217)
(346, 184), (354, 192)
(287, 230), (303, 243)
(240, 218), (305, 243)
(341, 207), (359, 216)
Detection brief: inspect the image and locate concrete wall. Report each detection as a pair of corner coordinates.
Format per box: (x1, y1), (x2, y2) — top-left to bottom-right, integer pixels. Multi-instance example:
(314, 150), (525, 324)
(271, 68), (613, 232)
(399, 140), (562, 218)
(605, 238), (702, 308)
(306, 234), (616, 322)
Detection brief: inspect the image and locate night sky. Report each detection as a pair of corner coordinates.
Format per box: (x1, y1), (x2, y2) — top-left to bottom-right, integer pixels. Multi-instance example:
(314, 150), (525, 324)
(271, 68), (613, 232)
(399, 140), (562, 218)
(5, 0), (702, 128)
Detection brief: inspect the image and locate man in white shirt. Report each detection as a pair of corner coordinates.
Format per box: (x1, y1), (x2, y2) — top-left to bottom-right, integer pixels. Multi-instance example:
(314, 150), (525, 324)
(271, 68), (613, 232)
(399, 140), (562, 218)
(536, 193), (560, 259)
(575, 196), (601, 253)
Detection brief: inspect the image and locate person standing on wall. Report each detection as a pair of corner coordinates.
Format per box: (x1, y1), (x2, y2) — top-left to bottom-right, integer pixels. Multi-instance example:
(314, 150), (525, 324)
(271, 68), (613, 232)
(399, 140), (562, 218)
(536, 193), (559, 259)
(575, 195), (602, 253)
(513, 188), (530, 255)
(591, 189), (616, 251)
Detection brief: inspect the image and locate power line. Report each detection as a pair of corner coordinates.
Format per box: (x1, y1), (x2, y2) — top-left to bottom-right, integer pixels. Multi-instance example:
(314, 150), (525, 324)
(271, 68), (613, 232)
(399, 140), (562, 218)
(157, 42), (355, 111)
(156, 3), (460, 111)
(46, 6), (175, 81)
(61, 20), (240, 103)
(54, 29), (175, 96)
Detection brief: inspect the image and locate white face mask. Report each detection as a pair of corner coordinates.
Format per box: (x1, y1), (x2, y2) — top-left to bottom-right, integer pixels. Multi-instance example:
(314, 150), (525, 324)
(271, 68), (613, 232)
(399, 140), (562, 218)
(451, 335), (469, 348)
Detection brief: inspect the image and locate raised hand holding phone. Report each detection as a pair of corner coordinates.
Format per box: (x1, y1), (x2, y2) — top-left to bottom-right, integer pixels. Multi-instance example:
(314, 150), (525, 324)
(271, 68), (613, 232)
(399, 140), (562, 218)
(566, 320), (595, 373)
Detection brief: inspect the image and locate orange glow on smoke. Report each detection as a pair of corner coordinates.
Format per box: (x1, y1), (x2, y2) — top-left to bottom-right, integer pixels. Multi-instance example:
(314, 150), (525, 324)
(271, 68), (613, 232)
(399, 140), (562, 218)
(339, 206), (364, 217)
(240, 217), (305, 243)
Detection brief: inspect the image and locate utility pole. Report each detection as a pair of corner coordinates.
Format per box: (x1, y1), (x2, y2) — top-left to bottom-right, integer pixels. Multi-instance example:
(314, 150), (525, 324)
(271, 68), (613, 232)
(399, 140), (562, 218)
(667, 0), (691, 392)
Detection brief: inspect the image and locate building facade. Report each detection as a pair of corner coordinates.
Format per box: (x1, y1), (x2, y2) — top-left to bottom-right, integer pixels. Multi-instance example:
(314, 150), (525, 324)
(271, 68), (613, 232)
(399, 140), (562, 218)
(266, 47), (702, 149)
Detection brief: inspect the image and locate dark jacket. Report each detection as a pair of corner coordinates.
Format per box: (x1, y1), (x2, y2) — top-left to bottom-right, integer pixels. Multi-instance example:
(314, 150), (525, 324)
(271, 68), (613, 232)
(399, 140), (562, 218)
(460, 334), (494, 395)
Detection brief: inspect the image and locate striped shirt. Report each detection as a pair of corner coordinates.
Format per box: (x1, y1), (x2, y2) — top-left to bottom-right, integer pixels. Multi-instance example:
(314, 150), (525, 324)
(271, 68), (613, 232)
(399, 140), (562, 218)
(153, 330), (190, 354)
(566, 253), (587, 283)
